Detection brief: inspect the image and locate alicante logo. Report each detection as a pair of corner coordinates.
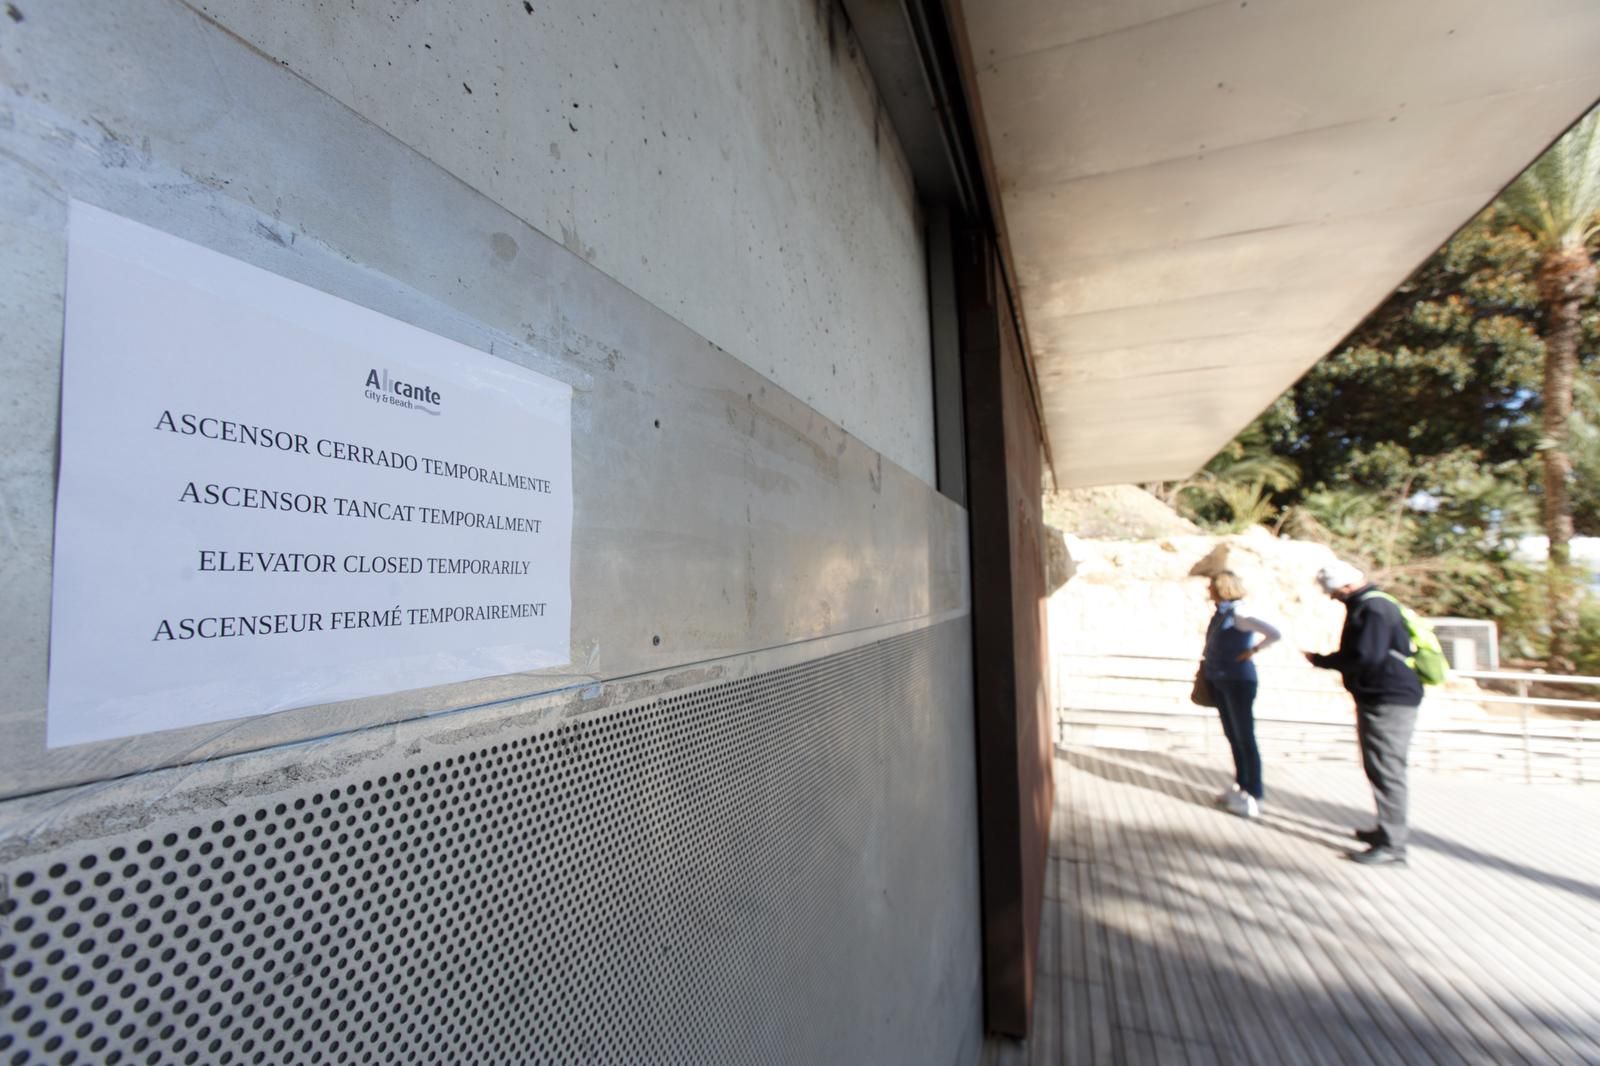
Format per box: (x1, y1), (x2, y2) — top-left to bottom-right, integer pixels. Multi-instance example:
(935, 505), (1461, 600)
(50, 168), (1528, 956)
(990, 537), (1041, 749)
(364, 369), (442, 415)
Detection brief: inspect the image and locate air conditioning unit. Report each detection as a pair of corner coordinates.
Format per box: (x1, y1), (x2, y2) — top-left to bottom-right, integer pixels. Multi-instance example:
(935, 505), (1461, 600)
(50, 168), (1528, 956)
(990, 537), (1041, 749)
(1427, 618), (1498, 672)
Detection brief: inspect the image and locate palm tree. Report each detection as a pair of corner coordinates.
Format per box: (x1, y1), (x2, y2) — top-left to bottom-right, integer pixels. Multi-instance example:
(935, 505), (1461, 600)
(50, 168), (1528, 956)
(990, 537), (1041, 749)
(1150, 418), (1300, 533)
(1499, 108), (1600, 673)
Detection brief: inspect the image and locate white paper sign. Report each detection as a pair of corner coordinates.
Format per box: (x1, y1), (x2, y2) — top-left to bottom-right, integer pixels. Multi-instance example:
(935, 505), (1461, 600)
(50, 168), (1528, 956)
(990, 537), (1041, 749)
(47, 202), (573, 747)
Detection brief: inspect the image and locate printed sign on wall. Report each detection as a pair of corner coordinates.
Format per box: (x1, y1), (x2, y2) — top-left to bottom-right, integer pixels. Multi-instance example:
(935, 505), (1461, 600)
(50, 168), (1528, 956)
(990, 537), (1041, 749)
(47, 202), (573, 747)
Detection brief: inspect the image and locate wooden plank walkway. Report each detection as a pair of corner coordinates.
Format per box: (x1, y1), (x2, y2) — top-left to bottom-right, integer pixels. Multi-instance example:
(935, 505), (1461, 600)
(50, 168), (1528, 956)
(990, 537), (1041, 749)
(985, 746), (1600, 1065)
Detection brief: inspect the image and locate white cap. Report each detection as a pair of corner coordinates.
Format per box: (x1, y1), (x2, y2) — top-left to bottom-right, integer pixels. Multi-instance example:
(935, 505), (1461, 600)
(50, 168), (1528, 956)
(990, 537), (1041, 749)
(1316, 561), (1365, 593)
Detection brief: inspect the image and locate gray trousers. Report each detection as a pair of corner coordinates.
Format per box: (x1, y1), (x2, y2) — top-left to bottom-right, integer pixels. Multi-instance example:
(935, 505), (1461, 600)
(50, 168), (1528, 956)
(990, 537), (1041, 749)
(1355, 701), (1419, 850)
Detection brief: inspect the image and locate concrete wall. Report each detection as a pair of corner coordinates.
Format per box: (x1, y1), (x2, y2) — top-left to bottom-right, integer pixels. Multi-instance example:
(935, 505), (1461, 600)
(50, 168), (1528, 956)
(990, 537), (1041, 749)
(192, 0), (936, 485)
(0, 0), (980, 1060)
(0, 0), (963, 796)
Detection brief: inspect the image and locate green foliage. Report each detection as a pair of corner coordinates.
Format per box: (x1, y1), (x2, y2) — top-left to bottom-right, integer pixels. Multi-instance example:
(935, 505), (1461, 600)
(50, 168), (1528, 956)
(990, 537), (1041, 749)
(1567, 375), (1600, 531)
(1208, 481), (1278, 533)
(1276, 209), (1565, 498)
(1507, 111), (1600, 672)
(1572, 598), (1600, 677)
(1276, 444), (1542, 637)
(1499, 109), (1600, 252)
(1159, 409), (1301, 532)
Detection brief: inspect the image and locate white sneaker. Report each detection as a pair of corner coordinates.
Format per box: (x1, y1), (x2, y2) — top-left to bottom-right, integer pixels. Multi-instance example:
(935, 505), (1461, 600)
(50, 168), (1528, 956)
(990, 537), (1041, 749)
(1223, 791), (1261, 819)
(1215, 784), (1241, 807)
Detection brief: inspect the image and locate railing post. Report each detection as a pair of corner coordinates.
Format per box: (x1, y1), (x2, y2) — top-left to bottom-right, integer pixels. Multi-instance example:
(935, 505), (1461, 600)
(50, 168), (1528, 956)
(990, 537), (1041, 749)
(1576, 722), (1585, 786)
(1522, 707), (1533, 785)
(1514, 679), (1531, 784)
(1051, 656), (1060, 745)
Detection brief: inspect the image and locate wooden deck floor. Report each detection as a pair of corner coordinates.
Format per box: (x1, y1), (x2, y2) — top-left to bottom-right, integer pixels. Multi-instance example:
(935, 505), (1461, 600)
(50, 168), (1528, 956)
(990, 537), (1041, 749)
(987, 746), (1600, 1066)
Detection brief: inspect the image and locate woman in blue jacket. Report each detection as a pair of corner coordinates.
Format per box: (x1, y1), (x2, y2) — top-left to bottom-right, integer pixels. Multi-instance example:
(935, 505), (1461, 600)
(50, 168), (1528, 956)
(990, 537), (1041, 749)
(1203, 570), (1280, 818)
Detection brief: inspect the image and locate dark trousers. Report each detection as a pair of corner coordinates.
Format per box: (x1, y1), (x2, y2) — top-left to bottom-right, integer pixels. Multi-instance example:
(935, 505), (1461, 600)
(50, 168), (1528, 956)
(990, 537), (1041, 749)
(1212, 680), (1262, 799)
(1355, 700), (1419, 851)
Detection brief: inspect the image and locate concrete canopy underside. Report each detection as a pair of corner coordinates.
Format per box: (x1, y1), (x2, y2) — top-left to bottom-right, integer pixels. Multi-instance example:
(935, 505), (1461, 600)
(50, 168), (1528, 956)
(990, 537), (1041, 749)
(956, 0), (1600, 488)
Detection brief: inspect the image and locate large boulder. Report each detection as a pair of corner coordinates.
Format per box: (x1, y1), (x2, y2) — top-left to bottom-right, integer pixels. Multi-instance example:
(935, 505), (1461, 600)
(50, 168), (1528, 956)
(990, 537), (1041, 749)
(1050, 527), (1350, 676)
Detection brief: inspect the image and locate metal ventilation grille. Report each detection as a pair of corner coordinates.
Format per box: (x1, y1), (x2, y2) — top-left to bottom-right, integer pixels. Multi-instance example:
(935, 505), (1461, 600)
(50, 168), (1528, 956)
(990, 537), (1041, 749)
(0, 624), (971, 1065)
(1429, 618), (1499, 672)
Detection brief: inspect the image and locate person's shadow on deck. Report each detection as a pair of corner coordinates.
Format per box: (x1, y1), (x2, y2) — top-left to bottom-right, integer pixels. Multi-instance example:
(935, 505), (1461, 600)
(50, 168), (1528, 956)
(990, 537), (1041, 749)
(1058, 745), (1370, 855)
(1059, 744), (1600, 906)
(1021, 752), (1600, 1066)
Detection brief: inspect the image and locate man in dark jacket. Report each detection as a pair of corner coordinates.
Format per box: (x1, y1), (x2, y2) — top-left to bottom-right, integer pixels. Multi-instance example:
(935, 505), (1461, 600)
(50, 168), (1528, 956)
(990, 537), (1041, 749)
(1304, 561), (1423, 866)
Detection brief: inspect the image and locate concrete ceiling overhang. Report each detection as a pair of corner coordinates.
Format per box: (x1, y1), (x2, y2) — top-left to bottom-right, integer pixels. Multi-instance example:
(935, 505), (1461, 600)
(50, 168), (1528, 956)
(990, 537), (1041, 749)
(951, 0), (1600, 487)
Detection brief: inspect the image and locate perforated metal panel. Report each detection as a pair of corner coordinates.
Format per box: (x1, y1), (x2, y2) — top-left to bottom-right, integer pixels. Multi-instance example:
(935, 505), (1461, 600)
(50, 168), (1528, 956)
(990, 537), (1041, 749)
(0, 622), (980, 1065)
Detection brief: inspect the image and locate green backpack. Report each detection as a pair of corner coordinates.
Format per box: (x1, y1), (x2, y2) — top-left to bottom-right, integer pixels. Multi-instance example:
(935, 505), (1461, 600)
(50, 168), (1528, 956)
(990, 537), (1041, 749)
(1362, 591), (1449, 686)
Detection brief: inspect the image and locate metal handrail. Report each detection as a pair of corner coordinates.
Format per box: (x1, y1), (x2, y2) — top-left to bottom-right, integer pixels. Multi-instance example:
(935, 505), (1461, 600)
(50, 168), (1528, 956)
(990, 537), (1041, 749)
(1059, 650), (1600, 682)
(1053, 651), (1598, 782)
(1060, 704), (1596, 737)
(1456, 670), (1600, 686)
(1056, 651), (1600, 709)
(1062, 672), (1600, 713)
